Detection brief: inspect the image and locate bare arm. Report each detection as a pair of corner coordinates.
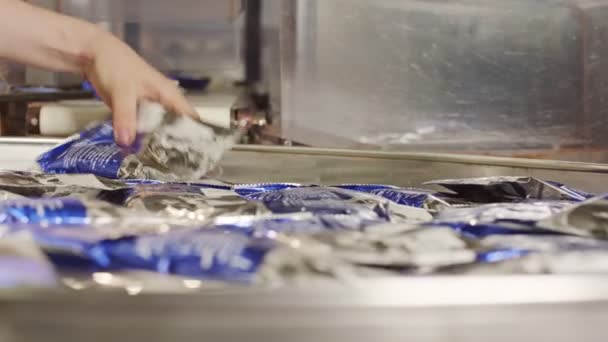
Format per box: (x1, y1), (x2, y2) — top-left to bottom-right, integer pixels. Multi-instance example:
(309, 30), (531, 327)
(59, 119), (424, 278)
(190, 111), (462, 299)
(0, 0), (196, 146)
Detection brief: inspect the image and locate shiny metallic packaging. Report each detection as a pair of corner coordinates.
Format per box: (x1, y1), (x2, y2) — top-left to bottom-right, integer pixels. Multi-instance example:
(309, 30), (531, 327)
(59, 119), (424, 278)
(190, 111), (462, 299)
(453, 234), (608, 275)
(15, 131), (608, 288)
(0, 170), (124, 198)
(235, 184), (433, 224)
(99, 182), (270, 224)
(335, 184), (463, 212)
(0, 196), (195, 229)
(426, 176), (594, 203)
(432, 201), (575, 238)
(37, 106), (238, 181)
(538, 195), (608, 238)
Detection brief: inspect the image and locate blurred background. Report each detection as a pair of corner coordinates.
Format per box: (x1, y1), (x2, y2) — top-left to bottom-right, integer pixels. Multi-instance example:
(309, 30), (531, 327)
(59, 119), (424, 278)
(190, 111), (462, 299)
(3, 0), (608, 162)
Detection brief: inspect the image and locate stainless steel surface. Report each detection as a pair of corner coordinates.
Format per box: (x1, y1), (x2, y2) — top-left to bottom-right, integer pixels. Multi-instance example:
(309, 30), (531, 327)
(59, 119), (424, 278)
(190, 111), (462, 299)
(2, 137), (608, 191)
(277, 0), (608, 162)
(220, 146), (608, 192)
(2, 276), (608, 341)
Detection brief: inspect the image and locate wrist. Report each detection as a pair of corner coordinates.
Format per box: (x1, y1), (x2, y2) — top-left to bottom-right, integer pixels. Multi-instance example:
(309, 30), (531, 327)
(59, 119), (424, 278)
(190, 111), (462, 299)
(75, 24), (108, 74)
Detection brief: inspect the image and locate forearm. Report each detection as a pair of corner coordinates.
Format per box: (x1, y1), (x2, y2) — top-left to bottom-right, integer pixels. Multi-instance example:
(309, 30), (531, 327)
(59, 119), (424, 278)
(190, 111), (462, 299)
(0, 0), (103, 74)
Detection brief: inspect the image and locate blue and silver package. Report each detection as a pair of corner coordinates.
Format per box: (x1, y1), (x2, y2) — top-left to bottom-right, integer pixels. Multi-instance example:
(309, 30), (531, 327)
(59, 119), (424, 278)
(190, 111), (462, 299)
(240, 186), (388, 218)
(32, 225), (274, 282)
(0, 197), (176, 229)
(37, 122), (135, 179)
(472, 231), (608, 265)
(95, 229), (273, 281)
(426, 176), (593, 203)
(233, 183), (304, 197)
(214, 212), (385, 237)
(0, 198), (89, 227)
(238, 186), (433, 224)
(538, 194), (608, 238)
(431, 201), (574, 238)
(38, 105), (237, 181)
(99, 182), (270, 223)
(456, 233), (608, 275)
(336, 184), (455, 211)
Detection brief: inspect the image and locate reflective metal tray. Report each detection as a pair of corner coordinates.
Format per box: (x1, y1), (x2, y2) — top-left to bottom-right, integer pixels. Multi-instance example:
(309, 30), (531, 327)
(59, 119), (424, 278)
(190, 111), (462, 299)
(3, 137), (608, 191)
(1, 137), (608, 342)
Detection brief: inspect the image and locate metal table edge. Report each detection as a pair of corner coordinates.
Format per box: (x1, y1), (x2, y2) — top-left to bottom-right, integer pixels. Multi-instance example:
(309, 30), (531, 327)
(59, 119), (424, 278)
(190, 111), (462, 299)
(2, 137), (608, 173)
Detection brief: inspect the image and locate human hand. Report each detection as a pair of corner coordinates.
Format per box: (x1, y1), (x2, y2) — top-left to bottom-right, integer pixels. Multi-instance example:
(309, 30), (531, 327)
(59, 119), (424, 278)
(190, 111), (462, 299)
(82, 33), (196, 146)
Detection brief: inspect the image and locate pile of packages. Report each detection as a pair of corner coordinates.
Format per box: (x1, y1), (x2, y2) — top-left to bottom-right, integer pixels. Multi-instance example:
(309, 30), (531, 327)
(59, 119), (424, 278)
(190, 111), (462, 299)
(1, 110), (608, 294)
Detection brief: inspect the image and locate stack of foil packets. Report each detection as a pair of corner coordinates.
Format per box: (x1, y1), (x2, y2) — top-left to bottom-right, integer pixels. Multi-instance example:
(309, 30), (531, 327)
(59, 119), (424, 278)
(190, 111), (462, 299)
(1, 111), (607, 293)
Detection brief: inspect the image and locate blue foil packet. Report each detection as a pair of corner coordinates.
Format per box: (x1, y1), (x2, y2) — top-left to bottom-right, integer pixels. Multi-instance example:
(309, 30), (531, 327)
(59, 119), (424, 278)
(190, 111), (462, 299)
(0, 198), (89, 227)
(336, 184), (455, 211)
(233, 183), (304, 197)
(237, 185), (433, 224)
(0, 196), (179, 230)
(426, 176), (594, 203)
(240, 186), (388, 218)
(94, 229), (273, 282)
(38, 108), (237, 181)
(37, 122), (137, 179)
(32, 225), (274, 282)
(431, 201), (574, 238)
(214, 212), (385, 237)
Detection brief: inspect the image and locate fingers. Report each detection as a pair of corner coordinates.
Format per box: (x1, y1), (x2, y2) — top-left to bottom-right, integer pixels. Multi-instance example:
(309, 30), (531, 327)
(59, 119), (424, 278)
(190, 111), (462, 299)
(156, 81), (198, 120)
(110, 86), (137, 147)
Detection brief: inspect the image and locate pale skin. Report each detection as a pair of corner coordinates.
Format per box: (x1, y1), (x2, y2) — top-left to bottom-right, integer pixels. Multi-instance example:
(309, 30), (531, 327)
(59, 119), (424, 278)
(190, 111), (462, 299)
(0, 0), (197, 146)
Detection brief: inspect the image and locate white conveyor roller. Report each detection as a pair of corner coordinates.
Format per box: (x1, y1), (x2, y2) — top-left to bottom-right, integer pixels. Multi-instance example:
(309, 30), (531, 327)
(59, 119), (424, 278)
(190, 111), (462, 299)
(37, 93), (236, 137)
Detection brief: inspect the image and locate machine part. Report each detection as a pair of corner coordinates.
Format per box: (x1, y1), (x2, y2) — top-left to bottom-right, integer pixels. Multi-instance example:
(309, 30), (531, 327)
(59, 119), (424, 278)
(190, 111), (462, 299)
(245, 0), (263, 84)
(189, 93), (239, 129)
(0, 91), (94, 136)
(37, 100), (111, 136)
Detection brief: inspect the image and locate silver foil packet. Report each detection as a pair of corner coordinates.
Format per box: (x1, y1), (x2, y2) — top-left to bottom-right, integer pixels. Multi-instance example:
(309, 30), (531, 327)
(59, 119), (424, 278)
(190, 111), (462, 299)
(538, 194), (608, 238)
(101, 183), (271, 224)
(0, 170), (124, 198)
(426, 176), (593, 203)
